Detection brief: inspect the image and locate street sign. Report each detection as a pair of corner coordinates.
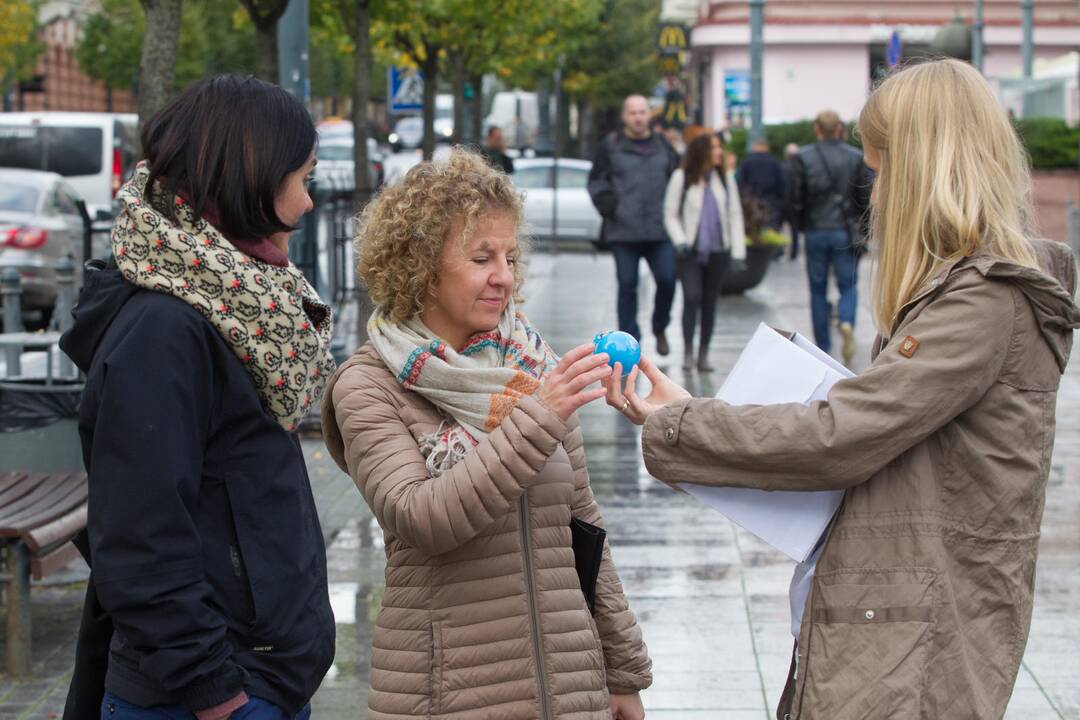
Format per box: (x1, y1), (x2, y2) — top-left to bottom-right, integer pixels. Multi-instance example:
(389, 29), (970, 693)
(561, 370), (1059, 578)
(388, 66), (423, 114)
(658, 24), (688, 57)
(887, 31), (902, 67)
(724, 69), (751, 110)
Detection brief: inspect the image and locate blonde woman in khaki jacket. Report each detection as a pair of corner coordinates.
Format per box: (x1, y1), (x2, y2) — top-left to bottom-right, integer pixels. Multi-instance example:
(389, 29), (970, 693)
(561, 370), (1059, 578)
(321, 150), (651, 720)
(605, 60), (1080, 719)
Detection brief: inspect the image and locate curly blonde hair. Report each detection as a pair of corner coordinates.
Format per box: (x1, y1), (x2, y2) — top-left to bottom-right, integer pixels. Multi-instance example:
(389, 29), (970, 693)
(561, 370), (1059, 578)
(356, 149), (527, 323)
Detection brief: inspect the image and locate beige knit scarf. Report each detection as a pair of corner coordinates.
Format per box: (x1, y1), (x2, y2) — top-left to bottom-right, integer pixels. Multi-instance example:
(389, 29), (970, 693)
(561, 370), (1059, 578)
(368, 302), (558, 475)
(111, 163), (335, 432)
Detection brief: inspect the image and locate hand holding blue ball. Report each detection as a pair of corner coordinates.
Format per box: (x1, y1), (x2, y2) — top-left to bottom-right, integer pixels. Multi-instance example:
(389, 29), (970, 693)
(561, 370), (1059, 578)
(593, 331), (641, 376)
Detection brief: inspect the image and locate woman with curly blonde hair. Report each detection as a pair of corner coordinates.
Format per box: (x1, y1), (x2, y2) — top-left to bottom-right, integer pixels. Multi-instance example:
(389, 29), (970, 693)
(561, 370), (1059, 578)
(321, 149), (651, 720)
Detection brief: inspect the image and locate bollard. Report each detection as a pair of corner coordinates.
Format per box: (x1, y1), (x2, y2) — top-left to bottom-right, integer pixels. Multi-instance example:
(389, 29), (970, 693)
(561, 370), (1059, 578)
(1067, 200), (1079, 257)
(55, 256), (76, 377)
(1, 267), (24, 377)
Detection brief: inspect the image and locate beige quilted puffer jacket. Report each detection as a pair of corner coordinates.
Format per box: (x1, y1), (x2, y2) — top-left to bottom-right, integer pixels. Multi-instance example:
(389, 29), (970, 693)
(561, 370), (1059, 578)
(322, 344), (652, 720)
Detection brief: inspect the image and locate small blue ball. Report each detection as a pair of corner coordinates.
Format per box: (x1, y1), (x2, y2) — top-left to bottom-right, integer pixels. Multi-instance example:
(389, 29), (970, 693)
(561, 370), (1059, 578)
(593, 331), (641, 376)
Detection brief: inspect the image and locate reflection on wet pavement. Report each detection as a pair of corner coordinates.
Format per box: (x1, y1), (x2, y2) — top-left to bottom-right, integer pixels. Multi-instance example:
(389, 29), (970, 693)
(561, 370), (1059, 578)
(312, 252), (1080, 719)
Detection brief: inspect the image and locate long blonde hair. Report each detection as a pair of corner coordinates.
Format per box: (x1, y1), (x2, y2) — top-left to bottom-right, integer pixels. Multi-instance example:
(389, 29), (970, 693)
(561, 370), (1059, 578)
(858, 59), (1037, 333)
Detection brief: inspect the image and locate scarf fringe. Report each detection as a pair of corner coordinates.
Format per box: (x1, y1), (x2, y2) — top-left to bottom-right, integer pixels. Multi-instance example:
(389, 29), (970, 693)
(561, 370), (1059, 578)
(419, 421), (477, 476)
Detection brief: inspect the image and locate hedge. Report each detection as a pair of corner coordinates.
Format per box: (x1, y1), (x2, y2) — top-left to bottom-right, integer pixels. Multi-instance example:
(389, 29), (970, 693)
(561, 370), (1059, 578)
(726, 117), (1078, 170)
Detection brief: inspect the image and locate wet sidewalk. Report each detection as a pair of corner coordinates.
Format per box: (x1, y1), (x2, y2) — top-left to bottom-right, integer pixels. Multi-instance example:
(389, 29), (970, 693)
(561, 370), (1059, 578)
(3, 249), (1079, 719)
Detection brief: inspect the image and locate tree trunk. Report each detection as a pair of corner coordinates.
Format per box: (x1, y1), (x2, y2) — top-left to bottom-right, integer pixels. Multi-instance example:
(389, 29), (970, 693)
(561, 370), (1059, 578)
(450, 54), (465, 145)
(420, 52), (438, 161)
(351, 0), (372, 211)
(137, 0), (182, 128)
(254, 24), (279, 82)
(470, 72), (484, 147)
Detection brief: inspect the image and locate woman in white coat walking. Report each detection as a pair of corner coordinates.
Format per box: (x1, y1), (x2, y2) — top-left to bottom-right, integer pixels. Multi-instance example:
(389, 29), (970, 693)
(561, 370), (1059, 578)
(663, 133), (746, 371)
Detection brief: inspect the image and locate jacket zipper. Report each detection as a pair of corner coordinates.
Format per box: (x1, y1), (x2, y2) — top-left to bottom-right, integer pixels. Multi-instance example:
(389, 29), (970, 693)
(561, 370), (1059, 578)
(519, 493), (553, 720)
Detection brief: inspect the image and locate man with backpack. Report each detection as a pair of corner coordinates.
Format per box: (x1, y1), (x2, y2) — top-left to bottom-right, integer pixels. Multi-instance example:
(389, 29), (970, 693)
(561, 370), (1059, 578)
(788, 110), (873, 365)
(587, 94), (680, 355)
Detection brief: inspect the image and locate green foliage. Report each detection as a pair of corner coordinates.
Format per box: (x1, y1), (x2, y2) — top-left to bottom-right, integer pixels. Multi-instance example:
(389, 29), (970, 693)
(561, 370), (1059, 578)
(727, 117), (1079, 170)
(74, 0), (142, 90)
(1014, 117), (1079, 169)
(561, 0), (661, 110)
(75, 0), (256, 93)
(1, 0), (45, 90)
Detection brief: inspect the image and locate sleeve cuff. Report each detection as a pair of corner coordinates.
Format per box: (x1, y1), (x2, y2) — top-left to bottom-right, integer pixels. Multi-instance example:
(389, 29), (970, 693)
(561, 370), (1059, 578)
(195, 691), (248, 720)
(180, 661), (248, 714)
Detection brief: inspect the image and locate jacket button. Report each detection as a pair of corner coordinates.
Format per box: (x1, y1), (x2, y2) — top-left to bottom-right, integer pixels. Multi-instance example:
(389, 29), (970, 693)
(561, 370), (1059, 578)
(665, 427), (675, 441)
(865, 609), (875, 620)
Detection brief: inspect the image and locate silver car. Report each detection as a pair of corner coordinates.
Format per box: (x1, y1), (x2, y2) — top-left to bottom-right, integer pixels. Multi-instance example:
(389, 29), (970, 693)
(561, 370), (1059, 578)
(512, 158), (602, 244)
(0, 169), (86, 325)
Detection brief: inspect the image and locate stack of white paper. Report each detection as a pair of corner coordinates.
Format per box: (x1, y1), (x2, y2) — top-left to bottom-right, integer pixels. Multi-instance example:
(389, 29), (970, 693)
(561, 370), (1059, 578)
(677, 323), (853, 562)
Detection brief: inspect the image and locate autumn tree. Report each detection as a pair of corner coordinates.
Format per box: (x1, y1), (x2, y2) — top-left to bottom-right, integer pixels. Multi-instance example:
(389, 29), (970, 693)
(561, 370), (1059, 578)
(0, 0), (45, 110)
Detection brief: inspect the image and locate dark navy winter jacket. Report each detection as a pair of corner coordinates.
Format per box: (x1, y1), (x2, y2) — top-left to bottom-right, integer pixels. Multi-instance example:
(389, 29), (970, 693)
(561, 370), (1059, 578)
(59, 260), (334, 715)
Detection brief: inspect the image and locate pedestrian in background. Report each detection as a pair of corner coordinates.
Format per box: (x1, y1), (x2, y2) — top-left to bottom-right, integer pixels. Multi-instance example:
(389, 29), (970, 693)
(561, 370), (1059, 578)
(587, 94), (680, 355)
(788, 110), (872, 365)
(481, 124), (514, 175)
(322, 150), (651, 720)
(59, 74), (335, 720)
(606, 58), (1080, 720)
(737, 135), (786, 233)
(782, 142), (801, 260)
(663, 133), (746, 372)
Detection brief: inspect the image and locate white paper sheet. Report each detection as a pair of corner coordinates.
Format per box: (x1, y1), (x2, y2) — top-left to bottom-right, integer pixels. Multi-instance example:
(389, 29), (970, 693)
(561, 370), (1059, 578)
(676, 323), (853, 562)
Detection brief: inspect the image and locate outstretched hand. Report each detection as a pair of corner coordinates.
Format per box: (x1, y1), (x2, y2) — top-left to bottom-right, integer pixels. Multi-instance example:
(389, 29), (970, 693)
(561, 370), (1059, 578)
(537, 343), (613, 421)
(602, 355), (691, 425)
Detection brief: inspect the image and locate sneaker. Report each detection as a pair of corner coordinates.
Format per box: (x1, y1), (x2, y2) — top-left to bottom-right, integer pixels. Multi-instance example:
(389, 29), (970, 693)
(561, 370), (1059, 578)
(655, 331), (670, 357)
(839, 322), (855, 366)
(697, 354), (715, 373)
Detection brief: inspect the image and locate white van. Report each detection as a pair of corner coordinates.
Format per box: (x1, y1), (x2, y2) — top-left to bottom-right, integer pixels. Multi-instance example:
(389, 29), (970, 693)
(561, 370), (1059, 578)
(0, 112), (139, 221)
(485, 91), (538, 149)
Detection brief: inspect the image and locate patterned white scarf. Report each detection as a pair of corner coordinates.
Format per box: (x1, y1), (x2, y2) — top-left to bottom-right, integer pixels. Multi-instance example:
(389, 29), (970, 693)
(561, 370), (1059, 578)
(368, 302), (558, 475)
(111, 163), (336, 432)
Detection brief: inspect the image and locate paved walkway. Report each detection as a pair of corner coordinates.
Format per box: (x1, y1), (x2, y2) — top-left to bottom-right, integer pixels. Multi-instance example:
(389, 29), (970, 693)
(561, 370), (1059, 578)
(2, 248), (1078, 719)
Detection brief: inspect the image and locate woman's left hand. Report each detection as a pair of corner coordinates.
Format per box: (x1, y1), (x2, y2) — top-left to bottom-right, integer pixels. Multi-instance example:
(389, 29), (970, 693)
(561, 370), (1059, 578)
(603, 355), (691, 425)
(609, 692), (645, 720)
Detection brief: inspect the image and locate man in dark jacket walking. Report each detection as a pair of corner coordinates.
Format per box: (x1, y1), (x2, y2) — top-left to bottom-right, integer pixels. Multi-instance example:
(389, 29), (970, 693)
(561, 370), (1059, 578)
(587, 94), (680, 354)
(788, 110), (872, 365)
(737, 136), (786, 232)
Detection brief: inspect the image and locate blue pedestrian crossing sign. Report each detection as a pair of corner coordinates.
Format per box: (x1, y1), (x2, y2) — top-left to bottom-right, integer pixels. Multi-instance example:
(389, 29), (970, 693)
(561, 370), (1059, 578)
(388, 67), (423, 114)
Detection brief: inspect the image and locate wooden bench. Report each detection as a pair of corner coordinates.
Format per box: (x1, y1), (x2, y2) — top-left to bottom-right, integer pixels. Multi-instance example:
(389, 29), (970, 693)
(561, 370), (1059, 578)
(0, 471), (88, 676)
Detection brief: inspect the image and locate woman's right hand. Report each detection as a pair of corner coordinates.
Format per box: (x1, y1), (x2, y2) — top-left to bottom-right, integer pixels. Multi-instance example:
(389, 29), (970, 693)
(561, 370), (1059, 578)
(538, 343), (613, 421)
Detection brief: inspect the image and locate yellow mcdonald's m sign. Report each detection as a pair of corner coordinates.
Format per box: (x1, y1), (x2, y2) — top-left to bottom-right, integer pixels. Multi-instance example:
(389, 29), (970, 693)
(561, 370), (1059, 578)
(658, 24), (688, 57)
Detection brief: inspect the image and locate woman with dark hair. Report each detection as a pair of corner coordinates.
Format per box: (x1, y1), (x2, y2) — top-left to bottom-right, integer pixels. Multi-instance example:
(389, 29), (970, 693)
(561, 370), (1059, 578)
(58, 74), (335, 720)
(662, 132), (745, 372)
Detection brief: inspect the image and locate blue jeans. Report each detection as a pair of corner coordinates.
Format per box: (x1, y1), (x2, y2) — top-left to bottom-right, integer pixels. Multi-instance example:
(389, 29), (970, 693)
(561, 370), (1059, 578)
(805, 229), (858, 354)
(101, 692), (311, 720)
(610, 240), (676, 341)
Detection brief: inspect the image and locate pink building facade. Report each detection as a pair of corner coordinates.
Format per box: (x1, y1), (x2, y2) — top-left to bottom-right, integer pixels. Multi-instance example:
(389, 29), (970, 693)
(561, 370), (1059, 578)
(692, 0), (1080, 128)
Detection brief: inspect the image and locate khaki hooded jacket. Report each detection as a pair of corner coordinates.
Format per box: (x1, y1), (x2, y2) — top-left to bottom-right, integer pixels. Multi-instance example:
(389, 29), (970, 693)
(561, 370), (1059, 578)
(643, 240), (1080, 719)
(322, 345), (652, 720)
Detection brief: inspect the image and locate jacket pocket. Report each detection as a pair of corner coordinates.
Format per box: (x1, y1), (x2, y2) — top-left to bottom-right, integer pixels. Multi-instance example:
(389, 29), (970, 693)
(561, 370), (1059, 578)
(430, 621), (445, 716)
(801, 568), (937, 720)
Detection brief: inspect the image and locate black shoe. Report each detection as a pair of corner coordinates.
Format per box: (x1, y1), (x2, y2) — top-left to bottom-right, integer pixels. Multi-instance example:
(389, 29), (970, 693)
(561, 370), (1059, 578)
(655, 331), (670, 356)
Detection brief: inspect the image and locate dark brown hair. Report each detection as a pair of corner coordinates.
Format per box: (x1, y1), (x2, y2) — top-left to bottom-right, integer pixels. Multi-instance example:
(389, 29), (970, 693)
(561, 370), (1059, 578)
(682, 133), (717, 186)
(140, 74), (316, 240)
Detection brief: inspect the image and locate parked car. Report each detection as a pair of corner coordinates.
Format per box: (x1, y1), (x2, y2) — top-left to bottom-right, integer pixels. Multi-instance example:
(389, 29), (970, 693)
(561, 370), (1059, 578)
(512, 158), (602, 244)
(0, 112), (138, 222)
(314, 135), (383, 193)
(0, 168), (91, 326)
(389, 94), (454, 151)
